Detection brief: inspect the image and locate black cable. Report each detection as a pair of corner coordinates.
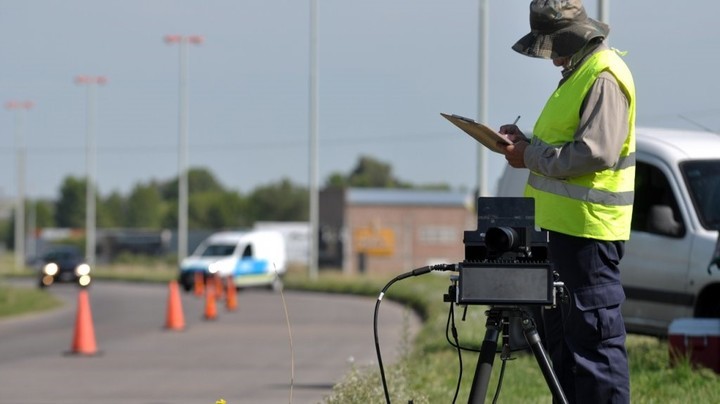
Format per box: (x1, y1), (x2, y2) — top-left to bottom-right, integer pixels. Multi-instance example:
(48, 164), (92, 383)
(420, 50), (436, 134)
(449, 303), (462, 404)
(374, 264), (456, 404)
(444, 305), (482, 354)
(374, 266), (430, 404)
(491, 356), (508, 404)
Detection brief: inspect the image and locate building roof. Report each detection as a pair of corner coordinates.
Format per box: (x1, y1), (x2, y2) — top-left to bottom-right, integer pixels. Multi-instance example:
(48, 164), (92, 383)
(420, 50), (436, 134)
(346, 188), (473, 208)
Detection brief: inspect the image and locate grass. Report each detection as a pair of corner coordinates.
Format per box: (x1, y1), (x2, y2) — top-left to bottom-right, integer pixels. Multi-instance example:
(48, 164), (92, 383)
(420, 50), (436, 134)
(2, 259), (720, 402)
(0, 284), (61, 318)
(284, 270), (720, 404)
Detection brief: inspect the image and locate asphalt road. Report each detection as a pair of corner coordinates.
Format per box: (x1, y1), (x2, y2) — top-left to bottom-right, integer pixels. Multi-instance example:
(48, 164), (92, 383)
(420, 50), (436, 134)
(0, 280), (420, 404)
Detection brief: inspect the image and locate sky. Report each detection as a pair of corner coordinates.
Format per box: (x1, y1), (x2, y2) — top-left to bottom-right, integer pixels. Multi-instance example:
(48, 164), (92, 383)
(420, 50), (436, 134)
(1, 1), (719, 200)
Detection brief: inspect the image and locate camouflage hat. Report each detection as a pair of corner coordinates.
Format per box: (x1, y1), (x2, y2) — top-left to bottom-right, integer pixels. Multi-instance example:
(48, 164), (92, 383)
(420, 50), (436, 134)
(512, 0), (609, 59)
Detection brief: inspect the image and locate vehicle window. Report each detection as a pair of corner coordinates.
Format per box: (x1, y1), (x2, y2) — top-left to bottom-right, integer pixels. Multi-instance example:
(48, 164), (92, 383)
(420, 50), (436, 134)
(242, 245), (253, 258)
(632, 162), (685, 237)
(200, 244), (236, 257)
(681, 159), (720, 230)
(44, 249), (79, 261)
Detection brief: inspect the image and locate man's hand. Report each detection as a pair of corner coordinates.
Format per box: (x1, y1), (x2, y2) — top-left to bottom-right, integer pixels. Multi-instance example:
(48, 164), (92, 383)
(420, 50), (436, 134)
(502, 141), (528, 168)
(499, 124), (529, 143)
(499, 124), (529, 168)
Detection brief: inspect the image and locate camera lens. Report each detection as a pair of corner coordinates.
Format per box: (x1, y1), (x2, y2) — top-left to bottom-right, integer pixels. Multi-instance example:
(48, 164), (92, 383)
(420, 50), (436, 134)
(485, 226), (519, 253)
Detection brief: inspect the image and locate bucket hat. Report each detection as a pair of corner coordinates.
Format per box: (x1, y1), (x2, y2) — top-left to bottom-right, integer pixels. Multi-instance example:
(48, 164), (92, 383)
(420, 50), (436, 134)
(512, 0), (609, 59)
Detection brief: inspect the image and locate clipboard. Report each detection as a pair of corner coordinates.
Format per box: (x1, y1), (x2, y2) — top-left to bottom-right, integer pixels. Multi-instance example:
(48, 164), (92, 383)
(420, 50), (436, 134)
(441, 113), (512, 154)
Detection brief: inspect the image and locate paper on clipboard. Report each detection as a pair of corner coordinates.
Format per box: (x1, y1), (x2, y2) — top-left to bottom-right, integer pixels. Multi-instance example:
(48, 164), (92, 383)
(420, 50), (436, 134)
(441, 113), (512, 154)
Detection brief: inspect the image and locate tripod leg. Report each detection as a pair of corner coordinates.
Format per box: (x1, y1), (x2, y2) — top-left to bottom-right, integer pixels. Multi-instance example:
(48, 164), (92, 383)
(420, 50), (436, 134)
(468, 313), (500, 404)
(521, 317), (569, 404)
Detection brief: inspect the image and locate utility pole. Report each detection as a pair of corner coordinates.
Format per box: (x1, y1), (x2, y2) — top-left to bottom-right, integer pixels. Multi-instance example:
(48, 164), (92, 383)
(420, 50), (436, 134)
(598, 0), (610, 23)
(164, 34), (204, 263)
(308, 0), (319, 280)
(5, 100), (33, 271)
(477, 0), (489, 197)
(75, 75), (107, 266)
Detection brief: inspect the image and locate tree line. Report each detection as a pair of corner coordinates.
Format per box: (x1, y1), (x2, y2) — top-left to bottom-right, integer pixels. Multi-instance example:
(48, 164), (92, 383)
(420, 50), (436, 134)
(2, 156), (453, 247)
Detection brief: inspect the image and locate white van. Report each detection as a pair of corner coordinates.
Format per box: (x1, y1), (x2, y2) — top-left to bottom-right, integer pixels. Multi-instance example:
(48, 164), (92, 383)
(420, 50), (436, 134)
(496, 127), (720, 336)
(178, 230), (287, 292)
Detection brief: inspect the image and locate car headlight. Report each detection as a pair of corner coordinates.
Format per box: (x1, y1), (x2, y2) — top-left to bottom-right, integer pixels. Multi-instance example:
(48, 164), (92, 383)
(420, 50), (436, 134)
(78, 274), (91, 287)
(43, 263), (59, 276)
(208, 262), (219, 274)
(75, 263), (91, 276)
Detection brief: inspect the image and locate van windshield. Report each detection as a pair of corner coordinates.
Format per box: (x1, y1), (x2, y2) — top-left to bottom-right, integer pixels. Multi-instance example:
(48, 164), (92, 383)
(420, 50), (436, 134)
(200, 243), (236, 257)
(681, 159), (720, 230)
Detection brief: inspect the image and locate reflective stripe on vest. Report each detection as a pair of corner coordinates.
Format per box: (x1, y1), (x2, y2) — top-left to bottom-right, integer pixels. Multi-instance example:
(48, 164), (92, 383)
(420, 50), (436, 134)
(527, 49), (636, 240)
(527, 172), (634, 206)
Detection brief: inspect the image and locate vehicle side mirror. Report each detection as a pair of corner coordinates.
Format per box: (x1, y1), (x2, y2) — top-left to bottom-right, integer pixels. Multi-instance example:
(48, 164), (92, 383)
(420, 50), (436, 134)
(646, 205), (684, 237)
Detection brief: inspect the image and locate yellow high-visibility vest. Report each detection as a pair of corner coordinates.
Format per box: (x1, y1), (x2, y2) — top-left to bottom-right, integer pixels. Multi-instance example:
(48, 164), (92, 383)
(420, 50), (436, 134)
(526, 49), (636, 240)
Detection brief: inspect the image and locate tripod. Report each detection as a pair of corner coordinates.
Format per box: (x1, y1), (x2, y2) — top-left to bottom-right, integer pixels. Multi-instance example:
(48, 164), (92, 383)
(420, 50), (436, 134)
(467, 306), (568, 404)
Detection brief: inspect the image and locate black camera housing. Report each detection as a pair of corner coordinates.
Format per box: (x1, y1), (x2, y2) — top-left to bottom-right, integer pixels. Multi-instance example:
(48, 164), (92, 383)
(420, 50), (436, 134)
(456, 197), (554, 305)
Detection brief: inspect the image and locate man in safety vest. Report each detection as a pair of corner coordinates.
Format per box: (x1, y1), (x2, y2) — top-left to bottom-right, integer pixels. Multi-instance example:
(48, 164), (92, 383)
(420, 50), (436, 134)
(500, 1), (634, 403)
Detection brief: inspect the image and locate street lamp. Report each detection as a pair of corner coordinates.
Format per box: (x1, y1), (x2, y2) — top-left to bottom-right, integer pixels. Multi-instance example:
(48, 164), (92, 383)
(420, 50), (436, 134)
(5, 100), (33, 271)
(477, 0), (489, 197)
(164, 34), (203, 263)
(75, 75), (107, 266)
(308, 0), (319, 280)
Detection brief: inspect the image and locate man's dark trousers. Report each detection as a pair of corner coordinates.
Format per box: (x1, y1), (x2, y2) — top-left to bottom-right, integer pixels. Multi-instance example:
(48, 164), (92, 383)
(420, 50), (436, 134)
(543, 231), (631, 404)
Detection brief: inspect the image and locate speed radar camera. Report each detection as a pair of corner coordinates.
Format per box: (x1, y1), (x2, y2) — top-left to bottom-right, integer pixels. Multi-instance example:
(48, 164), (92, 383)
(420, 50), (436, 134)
(451, 197), (557, 306)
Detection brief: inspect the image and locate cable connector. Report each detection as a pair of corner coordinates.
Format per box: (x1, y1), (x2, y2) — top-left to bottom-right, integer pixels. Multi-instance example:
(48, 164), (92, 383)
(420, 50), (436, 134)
(429, 263), (457, 272)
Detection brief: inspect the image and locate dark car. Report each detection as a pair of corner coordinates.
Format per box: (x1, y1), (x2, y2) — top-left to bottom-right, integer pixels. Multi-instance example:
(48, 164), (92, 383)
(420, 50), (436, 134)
(37, 246), (92, 288)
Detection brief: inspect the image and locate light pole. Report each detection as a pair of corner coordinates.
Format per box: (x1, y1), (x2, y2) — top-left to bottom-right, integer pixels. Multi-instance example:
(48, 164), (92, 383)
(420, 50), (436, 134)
(5, 100), (33, 271)
(75, 75), (107, 266)
(308, 0), (319, 280)
(164, 34), (203, 263)
(598, 0), (610, 23)
(477, 0), (489, 197)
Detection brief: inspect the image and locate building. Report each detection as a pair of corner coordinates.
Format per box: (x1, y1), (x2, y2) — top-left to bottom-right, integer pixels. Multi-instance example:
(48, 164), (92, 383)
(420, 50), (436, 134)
(320, 187), (476, 275)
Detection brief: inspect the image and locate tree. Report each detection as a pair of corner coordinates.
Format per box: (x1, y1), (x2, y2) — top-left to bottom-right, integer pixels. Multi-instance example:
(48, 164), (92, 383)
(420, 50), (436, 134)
(325, 155), (452, 190)
(189, 191), (248, 229)
(126, 184), (164, 228)
(55, 176), (86, 228)
(159, 167), (225, 199)
(32, 199), (55, 228)
(246, 178), (308, 222)
(98, 192), (126, 228)
(326, 155), (411, 188)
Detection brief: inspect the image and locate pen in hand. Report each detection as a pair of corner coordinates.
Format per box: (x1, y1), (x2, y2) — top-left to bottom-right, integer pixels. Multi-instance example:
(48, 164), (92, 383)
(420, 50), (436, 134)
(503, 115), (522, 145)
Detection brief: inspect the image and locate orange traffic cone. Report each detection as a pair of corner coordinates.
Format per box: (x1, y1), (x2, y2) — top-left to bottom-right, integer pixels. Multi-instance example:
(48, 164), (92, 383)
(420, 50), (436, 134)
(165, 280), (185, 331)
(193, 272), (205, 297)
(214, 275), (224, 301)
(226, 275), (238, 311)
(204, 284), (218, 320)
(67, 289), (99, 356)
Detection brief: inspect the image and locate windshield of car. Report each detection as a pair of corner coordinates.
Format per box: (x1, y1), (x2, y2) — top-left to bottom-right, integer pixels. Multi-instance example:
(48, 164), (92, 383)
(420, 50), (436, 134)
(199, 243), (236, 257)
(681, 159), (720, 230)
(43, 248), (81, 261)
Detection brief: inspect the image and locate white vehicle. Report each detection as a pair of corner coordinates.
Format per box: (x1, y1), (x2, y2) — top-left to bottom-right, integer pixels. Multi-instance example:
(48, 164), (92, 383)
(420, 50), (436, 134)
(179, 230), (287, 292)
(496, 127), (720, 336)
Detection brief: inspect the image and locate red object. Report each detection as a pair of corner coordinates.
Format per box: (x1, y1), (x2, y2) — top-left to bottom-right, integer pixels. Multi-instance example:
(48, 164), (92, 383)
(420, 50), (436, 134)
(68, 289), (99, 355)
(669, 318), (720, 373)
(204, 284), (217, 320)
(214, 275), (224, 301)
(193, 271), (204, 297)
(164, 280), (185, 331)
(226, 275), (238, 311)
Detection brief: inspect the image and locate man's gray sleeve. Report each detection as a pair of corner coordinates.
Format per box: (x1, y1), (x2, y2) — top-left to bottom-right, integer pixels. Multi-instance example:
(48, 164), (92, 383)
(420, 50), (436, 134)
(524, 72), (630, 178)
